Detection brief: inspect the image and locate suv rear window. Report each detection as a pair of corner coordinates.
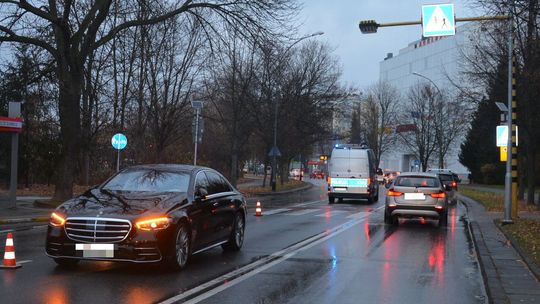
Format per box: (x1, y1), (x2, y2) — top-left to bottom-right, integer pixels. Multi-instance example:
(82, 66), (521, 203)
(395, 176), (441, 188)
(438, 174), (454, 182)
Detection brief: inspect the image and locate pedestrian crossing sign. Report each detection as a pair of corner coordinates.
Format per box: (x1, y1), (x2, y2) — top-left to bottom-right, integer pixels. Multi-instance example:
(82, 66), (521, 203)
(422, 3), (455, 37)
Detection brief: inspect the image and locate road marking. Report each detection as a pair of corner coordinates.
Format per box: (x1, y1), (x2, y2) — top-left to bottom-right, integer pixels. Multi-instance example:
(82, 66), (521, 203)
(291, 200), (324, 208)
(346, 211), (371, 219)
(0, 229), (14, 234)
(160, 206), (384, 304)
(284, 209), (319, 216)
(262, 208), (291, 216)
(18, 260), (32, 264)
(314, 210), (347, 217)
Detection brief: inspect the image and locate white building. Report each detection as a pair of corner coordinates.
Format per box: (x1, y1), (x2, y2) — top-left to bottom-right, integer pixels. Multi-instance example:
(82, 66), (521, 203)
(379, 23), (477, 175)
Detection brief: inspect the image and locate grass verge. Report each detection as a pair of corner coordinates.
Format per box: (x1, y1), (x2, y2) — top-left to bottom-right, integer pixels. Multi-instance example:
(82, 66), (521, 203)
(241, 179), (307, 195)
(460, 187), (538, 212)
(500, 219), (540, 271)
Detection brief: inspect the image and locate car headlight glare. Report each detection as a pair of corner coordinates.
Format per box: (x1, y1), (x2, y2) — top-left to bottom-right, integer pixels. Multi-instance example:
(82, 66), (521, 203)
(50, 212), (66, 227)
(136, 217), (171, 231)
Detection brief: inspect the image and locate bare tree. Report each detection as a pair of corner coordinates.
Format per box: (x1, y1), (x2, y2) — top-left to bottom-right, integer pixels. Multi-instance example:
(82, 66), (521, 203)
(397, 84), (439, 172)
(362, 81), (400, 168)
(0, 0), (297, 200)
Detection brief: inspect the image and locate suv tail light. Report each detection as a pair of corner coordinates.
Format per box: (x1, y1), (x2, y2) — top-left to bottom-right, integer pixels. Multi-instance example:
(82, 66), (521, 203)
(387, 189), (403, 196)
(451, 181), (457, 188)
(430, 192), (446, 198)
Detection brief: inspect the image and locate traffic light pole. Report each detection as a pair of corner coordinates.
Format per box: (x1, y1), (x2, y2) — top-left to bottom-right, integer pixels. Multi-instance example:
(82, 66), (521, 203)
(359, 11), (515, 223)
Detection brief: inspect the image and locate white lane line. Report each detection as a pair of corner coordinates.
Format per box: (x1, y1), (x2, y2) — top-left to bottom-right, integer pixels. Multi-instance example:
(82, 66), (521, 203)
(291, 200), (324, 208)
(262, 208), (292, 216)
(284, 209), (319, 216)
(0, 229), (14, 234)
(346, 211), (371, 219)
(314, 210), (347, 217)
(160, 206), (384, 304)
(18, 260), (32, 264)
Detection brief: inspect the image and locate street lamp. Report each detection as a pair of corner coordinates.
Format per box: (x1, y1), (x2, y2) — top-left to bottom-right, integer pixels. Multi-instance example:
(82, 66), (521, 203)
(412, 72), (442, 95)
(270, 31), (324, 191)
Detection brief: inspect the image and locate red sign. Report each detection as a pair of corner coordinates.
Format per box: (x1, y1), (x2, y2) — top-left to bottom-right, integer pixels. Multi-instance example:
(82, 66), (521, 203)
(395, 124), (417, 133)
(0, 116), (23, 133)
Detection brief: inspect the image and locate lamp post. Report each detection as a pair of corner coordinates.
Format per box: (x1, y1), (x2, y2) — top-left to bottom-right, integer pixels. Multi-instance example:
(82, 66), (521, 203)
(412, 72), (442, 95)
(270, 31), (324, 191)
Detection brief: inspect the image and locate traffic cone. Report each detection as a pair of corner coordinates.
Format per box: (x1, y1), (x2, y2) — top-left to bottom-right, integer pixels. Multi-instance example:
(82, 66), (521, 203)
(255, 201), (263, 216)
(1, 233), (22, 269)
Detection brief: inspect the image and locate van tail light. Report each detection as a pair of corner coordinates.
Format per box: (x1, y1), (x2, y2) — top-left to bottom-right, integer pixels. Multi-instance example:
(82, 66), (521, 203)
(387, 189), (403, 196)
(367, 177), (371, 186)
(327, 176), (331, 184)
(430, 192), (446, 198)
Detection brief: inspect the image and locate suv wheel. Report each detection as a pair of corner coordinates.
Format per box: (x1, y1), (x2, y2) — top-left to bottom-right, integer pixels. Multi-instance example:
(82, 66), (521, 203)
(438, 211), (448, 227)
(384, 208), (392, 224)
(328, 196), (335, 204)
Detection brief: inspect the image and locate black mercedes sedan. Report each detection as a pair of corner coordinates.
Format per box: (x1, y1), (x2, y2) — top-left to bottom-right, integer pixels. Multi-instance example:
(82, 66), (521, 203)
(46, 164), (247, 270)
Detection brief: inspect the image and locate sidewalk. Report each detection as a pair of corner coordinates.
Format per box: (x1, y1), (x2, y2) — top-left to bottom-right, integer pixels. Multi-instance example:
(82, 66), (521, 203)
(0, 198), (52, 224)
(459, 193), (540, 303)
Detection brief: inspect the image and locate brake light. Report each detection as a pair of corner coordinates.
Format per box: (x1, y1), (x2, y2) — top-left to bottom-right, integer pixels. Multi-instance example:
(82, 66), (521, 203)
(431, 192), (446, 198)
(387, 189), (403, 196)
(451, 181), (457, 187)
(327, 176), (331, 184)
(367, 177), (371, 186)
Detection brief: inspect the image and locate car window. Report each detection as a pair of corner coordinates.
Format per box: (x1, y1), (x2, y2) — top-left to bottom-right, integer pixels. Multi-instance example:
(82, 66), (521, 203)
(395, 176), (440, 188)
(194, 172), (210, 193)
(205, 171), (230, 195)
(102, 169), (190, 192)
(438, 174), (454, 182)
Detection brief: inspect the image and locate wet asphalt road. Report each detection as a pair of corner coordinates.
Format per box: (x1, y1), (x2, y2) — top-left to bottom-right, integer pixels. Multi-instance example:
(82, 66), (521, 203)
(0, 179), (486, 304)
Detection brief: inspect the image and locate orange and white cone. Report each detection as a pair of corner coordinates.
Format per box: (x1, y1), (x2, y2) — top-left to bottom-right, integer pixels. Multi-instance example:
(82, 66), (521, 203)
(255, 201), (263, 216)
(1, 233), (21, 269)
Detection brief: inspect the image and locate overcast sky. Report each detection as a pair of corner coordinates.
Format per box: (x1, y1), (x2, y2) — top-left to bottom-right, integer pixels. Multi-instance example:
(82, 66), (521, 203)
(298, 0), (480, 89)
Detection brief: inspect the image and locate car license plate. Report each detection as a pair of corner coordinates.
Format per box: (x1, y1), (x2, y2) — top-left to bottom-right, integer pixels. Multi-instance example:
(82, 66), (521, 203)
(404, 193), (425, 200)
(76, 243), (115, 258)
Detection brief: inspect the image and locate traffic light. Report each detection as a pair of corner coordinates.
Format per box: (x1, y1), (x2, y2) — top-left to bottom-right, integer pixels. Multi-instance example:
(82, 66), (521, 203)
(359, 20), (379, 34)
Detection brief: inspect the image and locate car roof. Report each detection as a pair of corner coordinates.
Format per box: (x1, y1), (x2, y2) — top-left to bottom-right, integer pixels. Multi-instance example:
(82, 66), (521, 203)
(397, 172), (439, 178)
(125, 164), (210, 174)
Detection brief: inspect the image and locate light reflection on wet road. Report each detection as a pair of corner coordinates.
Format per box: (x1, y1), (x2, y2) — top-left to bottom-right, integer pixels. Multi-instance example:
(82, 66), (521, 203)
(0, 180), (486, 304)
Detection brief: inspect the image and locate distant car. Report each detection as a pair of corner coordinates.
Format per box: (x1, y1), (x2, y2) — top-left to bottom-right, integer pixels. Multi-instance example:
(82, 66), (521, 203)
(290, 168), (301, 177)
(429, 170), (459, 204)
(310, 171), (325, 179)
(384, 172), (449, 227)
(46, 164), (247, 270)
(383, 171), (400, 185)
(376, 168), (384, 184)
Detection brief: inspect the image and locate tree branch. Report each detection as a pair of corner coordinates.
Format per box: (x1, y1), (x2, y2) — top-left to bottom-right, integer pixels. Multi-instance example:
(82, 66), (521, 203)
(0, 25), (58, 59)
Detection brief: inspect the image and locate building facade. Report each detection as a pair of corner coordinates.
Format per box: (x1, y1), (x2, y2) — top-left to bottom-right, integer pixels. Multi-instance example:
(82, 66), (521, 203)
(379, 23), (477, 176)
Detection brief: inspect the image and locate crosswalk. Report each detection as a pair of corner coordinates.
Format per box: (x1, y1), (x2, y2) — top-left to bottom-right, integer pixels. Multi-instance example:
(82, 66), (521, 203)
(253, 202), (380, 219)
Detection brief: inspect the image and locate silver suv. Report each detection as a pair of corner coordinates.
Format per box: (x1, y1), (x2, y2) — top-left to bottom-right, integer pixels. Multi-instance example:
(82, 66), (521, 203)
(384, 172), (449, 227)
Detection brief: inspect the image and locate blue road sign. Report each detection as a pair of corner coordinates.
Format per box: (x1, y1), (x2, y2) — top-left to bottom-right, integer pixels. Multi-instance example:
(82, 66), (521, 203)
(414, 159), (420, 166)
(268, 146), (281, 157)
(111, 133), (128, 150)
(422, 4), (455, 37)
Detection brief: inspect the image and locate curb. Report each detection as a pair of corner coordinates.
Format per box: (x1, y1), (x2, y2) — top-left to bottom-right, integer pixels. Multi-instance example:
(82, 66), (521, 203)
(33, 200), (60, 209)
(496, 220), (540, 283)
(458, 194), (509, 303)
(0, 216), (49, 224)
(242, 183), (313, 197)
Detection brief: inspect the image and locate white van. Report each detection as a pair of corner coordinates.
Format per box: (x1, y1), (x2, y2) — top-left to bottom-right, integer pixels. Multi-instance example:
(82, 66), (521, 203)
(327, 145), (379, 204)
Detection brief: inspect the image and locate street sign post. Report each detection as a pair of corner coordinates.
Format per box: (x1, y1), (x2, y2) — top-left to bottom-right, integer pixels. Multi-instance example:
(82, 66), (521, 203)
(496, 125), (518, 147)
(422, 4), (456, 37)
(111, 133), (127, 172)
(191, 101), (203, 166)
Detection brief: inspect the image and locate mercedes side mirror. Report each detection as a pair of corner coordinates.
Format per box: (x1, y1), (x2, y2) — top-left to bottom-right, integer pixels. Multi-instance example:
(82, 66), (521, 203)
(195, 187), (208, 201)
